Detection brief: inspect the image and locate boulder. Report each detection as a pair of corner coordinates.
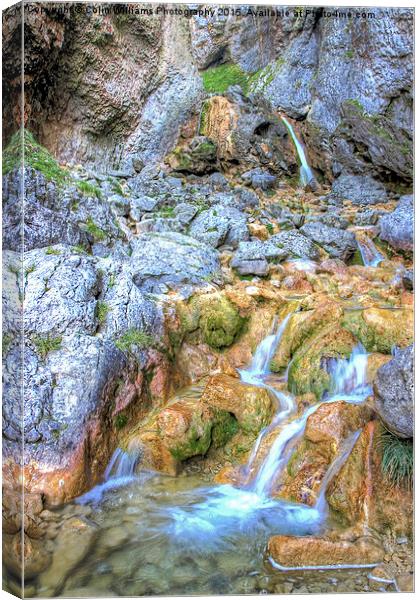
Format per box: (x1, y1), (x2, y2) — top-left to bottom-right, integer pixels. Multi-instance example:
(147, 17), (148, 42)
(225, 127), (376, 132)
(300, 222), (357, 261)
(202, 373), (274, 434)
(241, 168), (277, 190)
(373, 344), (413, 438)
(130, 232), (221, 294)
(230, 241), (270, 276)
(330, 174), (388, 206)
(379, 195), (413, 252)
(189, 204), (249, 248)
(268, 230), (320, 261)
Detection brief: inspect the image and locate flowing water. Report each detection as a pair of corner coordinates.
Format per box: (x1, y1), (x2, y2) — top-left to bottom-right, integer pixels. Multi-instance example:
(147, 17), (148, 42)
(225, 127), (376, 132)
(280, 116), (316, 188)
(36, 318), (379, 597)
(355, 231), (385, 267)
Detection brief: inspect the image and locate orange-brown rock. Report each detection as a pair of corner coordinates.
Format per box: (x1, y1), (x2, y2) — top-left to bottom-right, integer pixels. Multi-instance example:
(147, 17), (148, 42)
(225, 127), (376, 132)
(268, 534), (384, 568)
(3, 532), (53, 579)
(201, 374), (274, 434)
(305, 401), (372, 448)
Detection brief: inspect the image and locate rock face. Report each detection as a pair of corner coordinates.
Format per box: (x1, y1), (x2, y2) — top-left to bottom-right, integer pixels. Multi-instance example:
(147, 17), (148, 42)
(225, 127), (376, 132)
(374, 345), (414, 438)
(379, 195), (414, 252)
(3, 7), (203, 169)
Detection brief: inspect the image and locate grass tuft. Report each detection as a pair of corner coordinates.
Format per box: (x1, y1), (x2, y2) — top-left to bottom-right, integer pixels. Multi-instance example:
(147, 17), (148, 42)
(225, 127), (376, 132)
(115, 328), (154, 353)
(32, 335), (62, 359)
(380, 428), (413, 489)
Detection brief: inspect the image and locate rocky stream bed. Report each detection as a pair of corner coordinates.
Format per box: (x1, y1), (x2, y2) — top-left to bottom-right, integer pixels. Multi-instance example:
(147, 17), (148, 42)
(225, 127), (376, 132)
(2, 4), (414, 597)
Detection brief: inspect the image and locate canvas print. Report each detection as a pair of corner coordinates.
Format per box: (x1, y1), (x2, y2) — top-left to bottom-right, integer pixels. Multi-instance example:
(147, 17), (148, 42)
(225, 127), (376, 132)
(2, 2), (414, 597)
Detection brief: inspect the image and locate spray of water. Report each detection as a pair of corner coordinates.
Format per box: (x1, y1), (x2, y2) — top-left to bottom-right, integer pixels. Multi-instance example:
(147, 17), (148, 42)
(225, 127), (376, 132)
(356, 233), (384, 267)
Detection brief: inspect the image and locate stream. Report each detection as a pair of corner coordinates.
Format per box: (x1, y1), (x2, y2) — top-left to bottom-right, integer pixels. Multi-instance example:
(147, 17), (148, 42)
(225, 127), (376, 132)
(35, 316), (385, 597)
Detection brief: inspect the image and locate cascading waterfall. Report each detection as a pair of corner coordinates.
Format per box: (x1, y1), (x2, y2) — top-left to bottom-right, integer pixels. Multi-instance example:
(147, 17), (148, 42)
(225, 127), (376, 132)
(81, 316), (372, 556)
(280, 115), (316, 188)
(356, 232), (385, 267)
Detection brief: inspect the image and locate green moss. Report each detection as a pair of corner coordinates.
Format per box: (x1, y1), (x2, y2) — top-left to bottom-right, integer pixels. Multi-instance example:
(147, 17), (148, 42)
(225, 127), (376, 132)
(96, 301), (110, 325)
(115, 328), (154, 353)
(3, 129), (69, 184)
(195, 295), (245, 349)
(169, 421), (213, 461)
(72, 244), (89, 255)
(341, 309), (412, 354)
(198, 99), (211, 135)
(76, 180), (102, 199)
(380, 428), (413, 489)
(45, 247), (61, 256)
(201, 63), (250, 94)
(212, 412), (239, 448)
(349, 248), (364, 266)
(32, 335), (62, 359)
(345, 50), (354, 59)
(83, 217), (107, 242)
(115, 413), (128, 429)
(265, 223), (275, 235)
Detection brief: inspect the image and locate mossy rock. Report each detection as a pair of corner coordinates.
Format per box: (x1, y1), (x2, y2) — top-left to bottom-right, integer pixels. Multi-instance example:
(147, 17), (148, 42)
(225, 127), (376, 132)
(341, 308), (413, 353)
(287, 325), (357, 399)
(271, 301), (344, 373)
(190, 293), (245, 349)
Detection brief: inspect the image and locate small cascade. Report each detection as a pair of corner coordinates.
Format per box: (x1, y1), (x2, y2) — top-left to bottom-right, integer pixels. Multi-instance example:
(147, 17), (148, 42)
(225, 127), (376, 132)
(104, 447), (140, 480)
(239, 313), (291, 382)
(280, 115), (316, 188)
(356, 232), (385, 267)
(250, 344), (370, 497)
(329, 344), (370, 399)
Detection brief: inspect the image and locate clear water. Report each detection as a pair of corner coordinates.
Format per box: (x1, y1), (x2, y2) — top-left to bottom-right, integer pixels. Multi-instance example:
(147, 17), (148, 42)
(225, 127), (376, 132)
(34, 320), (377, 597)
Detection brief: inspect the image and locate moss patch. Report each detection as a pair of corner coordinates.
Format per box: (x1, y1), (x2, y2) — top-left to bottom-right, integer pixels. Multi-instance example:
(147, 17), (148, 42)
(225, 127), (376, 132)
(3, 129), (69, 184)
(194, 294), (245, 349)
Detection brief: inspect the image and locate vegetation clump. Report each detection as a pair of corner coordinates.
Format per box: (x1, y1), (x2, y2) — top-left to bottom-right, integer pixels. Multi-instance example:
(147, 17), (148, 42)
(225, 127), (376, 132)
(32, 335), (63, 359)
(380, 428), (413, 489)
(3, 129), (69, 184)
(193, 294), (245, 349)
(84, 217), (107, 242)
(115, 328), (154, 353)
(96, 301), (110, 325)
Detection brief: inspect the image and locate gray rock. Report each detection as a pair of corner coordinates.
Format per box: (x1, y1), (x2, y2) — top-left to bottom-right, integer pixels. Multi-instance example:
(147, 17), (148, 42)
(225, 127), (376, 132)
(268, 229), (320, 261)
(231, 241), (269, 276)
(300, 222), (357, 261)
(130, 196), (159, 220)
(353, 209), (382, 226)
(173, 203), (198, 225)
(189, 204), (249, 248)
(374, 344), (413, 438)
(330, 174), (388, 206)
(241, 168), (277, 190)
(379, 195), (413, 252)
(402, 268), (413, 291)
(130, 232), (220, 294)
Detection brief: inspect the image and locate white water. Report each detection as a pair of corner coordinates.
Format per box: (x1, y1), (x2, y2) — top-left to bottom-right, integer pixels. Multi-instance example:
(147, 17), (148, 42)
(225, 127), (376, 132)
(356, 233), (384, 267)
(280, 116), (316, 188)
(79, 317), (372, 556)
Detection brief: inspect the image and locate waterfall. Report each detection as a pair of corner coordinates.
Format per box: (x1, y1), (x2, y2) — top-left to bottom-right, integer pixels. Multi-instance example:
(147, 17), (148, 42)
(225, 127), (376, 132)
(280, 115), (316, 188)
(249, 343), (370, 497)
(356, 232), (384, 267)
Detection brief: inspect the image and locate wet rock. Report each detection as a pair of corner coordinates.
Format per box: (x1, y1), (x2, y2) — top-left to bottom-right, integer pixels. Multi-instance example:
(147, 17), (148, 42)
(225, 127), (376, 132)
(342, 307), (413, 354)
(38, 517), (98, 595)
(402, 268), (413, 291)
(3, 532), (52, 580)
(373, 344), (413, 438)
(202, 373), (274, 434)
(268, 534), (384, 568)
(379, 195), (413, 252)
(354, 209), (382, 226)
(300, 222), (357, 261)
(189, 204), (249, 248)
